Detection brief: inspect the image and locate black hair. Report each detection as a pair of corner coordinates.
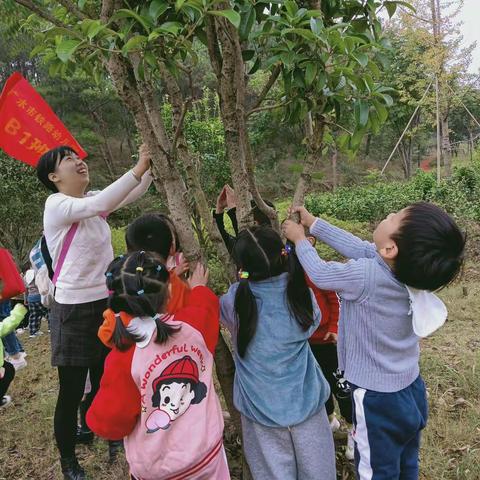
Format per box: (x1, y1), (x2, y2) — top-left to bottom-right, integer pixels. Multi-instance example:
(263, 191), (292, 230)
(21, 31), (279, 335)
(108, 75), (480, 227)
(36, 145), (78, 192)
(126, 214), (174, 261)
(151, 378), (207, 407)
(232, 226), (313, 357)
(391, 202), (466, 291)
(252, 199), (275, 226)
(158, 214), (181, 252)
(105, 251), (179, 351)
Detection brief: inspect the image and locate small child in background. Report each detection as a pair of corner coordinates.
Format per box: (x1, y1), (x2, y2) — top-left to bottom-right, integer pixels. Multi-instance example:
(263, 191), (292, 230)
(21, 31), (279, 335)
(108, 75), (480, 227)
(24, 267), (49, 338)
(220, 226), (336, 479)
(87, 251), (229, 479)
(98, 213), (190, 347)
(283, 202), (465, 480)
(0, 302), (28, 408)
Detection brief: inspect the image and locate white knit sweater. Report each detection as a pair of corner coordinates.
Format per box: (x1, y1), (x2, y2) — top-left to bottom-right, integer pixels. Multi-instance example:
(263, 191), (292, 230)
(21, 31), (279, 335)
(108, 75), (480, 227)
(43, 170), (152, 304)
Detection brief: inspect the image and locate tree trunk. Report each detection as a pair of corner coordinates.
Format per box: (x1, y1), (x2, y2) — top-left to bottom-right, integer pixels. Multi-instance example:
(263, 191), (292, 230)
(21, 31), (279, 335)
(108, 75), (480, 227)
(332, 148), (338, 190)
(292, 113), (325, 207)
(441, 115), (451, 176)
(209, 14), (253, 231)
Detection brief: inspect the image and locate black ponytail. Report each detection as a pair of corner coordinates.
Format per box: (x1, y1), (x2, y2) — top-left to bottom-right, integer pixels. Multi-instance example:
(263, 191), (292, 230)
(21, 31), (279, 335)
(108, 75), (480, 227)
(285, 241), (314, 330)
(234, 279), (258, 358)
(105, 251), (180, 348)
(232, 228), (314, 357)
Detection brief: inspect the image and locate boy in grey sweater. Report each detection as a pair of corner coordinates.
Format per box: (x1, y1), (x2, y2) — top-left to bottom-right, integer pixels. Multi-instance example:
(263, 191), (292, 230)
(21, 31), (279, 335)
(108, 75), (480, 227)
(283, 202), (465, 480)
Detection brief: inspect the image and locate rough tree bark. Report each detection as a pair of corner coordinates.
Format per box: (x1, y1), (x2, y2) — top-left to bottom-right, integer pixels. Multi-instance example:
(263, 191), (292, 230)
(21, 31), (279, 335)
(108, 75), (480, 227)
(292, 112), (325, 207)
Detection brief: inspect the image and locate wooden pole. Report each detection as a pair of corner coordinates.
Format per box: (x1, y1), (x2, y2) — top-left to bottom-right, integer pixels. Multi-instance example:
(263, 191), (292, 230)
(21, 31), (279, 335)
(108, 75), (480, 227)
(380, 81), (432, 175)
(435, 75), (442, 185)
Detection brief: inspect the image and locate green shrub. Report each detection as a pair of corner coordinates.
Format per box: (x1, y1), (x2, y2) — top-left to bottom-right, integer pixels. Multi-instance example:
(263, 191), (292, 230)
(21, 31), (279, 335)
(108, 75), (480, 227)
(306, 165), (480, 223)
(111, 227), (126, 256)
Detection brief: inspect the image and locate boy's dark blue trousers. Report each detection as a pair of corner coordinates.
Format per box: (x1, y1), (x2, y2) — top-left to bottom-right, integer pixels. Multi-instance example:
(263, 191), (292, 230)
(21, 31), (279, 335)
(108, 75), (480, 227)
(351, 375), (428, 480)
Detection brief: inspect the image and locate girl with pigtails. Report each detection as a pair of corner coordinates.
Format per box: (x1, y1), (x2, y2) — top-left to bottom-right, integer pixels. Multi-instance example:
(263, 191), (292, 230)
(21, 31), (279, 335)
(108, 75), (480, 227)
(220, 226), (336, 480)
(87, 251), (230, 480)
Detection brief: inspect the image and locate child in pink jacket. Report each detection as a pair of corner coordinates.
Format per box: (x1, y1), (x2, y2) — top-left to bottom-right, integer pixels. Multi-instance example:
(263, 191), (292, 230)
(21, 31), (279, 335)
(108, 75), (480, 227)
(87, 251), (229, 480)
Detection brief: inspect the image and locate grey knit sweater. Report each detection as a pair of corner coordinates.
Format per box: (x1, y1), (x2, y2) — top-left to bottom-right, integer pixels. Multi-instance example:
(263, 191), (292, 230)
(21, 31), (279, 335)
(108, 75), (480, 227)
(296, 218), (419, 393)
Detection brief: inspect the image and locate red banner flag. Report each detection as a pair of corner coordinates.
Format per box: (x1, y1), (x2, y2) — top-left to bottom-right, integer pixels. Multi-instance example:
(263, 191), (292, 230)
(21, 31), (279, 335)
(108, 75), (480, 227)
(0, 72), (87, 167)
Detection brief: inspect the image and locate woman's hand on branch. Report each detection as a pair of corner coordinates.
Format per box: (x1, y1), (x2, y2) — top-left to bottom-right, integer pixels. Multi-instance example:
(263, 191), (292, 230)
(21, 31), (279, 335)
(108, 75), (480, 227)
(132, 143), (152, 179)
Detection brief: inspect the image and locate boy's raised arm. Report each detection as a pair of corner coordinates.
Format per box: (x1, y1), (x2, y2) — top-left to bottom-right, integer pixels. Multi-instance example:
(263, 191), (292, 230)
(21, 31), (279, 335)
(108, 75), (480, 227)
(310, 217), (377, 260)
(295, 239), (369, 301)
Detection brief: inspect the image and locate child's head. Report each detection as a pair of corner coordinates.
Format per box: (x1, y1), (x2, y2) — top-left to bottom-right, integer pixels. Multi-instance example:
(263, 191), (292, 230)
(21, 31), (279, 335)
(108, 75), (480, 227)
(126, 214), (174, 262)
(373, 202), (465, 290)
(232, 226), (314, 357)
(105, 251), (178, 350)
(251, 200), (275, 226)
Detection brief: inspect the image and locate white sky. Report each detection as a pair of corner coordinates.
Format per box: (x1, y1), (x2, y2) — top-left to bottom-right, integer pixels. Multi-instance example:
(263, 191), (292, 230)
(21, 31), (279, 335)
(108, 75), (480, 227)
(458, 0), (480, 74)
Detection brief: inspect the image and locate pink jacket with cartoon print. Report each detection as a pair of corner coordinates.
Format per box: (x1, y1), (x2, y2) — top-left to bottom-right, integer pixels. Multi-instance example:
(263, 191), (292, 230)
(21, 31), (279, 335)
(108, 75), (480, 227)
(87, 287), (229, 480)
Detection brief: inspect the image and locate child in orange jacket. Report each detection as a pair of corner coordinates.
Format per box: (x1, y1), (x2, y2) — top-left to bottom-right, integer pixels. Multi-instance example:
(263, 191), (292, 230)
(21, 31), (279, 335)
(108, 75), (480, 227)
(98, 213), (190, 348)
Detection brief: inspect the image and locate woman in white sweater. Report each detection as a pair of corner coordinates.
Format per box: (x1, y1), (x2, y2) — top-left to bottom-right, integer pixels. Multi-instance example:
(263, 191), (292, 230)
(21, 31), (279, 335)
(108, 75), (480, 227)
(36, 145), (152, 480)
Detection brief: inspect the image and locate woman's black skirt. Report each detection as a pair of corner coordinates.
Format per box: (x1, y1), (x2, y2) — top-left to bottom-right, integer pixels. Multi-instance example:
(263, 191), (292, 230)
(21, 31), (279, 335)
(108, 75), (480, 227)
(49, 298), (109, 367)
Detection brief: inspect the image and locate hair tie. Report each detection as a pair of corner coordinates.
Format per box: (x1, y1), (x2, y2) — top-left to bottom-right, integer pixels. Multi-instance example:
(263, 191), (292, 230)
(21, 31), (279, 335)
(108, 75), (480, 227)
(137, 289), (145, 295)
(281, 248), (288, 257)
(239, 270), (249, 279)
(156, 265), (163, 272)
(285, 243), (293, 254)
(136, 267), (144, 272)
(119, 254), (124, 259)
(105, 272), (113, 277)
(108, 289), (114, 295)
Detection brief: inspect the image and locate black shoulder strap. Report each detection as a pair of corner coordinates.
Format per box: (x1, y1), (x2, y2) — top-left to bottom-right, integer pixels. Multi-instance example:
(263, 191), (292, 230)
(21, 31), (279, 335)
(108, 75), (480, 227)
(40, 236), (55, 280)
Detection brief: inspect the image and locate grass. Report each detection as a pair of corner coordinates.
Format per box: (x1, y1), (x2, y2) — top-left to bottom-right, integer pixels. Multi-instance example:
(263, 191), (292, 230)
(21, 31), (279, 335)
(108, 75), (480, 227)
(1, 278), (479, 480)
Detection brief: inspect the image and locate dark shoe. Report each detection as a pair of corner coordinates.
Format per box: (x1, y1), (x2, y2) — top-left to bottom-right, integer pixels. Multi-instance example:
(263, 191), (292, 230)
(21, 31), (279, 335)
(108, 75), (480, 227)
(60, 456), (86, 480)
(76, 426), (94, 445)
(108, 439), (124, 464)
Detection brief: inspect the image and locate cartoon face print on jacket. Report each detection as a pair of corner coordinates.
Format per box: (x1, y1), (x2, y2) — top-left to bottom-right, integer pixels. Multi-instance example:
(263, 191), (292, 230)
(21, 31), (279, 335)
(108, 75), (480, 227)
(145, 355), (207, 434)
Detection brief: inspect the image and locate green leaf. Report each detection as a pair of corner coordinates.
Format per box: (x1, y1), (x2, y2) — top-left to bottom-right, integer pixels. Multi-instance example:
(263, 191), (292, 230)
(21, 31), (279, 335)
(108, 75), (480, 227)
(144, 51), (158, 68)
(239, 7), (256, 41)
(305, 62), (317, 86)
(87, 21), (105, 40)
(78, 0), (86, 9)
(373, 100), (388, 123)
(249, 57), (261, 75)
(355, 100), (369, 127)
(385, 1), (397, 18)
(175, 0), (186, 11)
(242, 49), (255, 61)
(56, 39), (82, 63)
(122, 35), (147, 55)
(208, 10), (241, 29)
(350, 127), (366, 151)
(112, 9), (153, 34)
(149, 0), (168, 20)
(352, 52), (368, 67)
(284, 0), (298, 17)
(158, 21), (182, 34)
(337, 132), (350, 150)
(381, 93), (394, 107)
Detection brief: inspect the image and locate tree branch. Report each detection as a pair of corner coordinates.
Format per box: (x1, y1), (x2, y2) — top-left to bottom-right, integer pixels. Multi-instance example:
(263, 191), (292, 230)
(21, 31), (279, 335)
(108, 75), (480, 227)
(57, 0), (90, 19)
(13, 0), (68, 28)
(247, 100), (291, 117)
(171, 98), (191, 160)
(249, 65), (281, 112)
(206, 17), (222, 78)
